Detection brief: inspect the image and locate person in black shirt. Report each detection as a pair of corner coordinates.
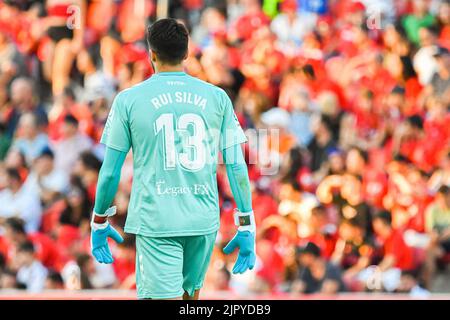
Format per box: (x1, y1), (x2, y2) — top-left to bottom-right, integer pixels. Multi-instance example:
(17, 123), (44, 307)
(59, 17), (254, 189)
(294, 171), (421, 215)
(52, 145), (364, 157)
(291, 242), (346, 294)
(307, 115), (337, 173)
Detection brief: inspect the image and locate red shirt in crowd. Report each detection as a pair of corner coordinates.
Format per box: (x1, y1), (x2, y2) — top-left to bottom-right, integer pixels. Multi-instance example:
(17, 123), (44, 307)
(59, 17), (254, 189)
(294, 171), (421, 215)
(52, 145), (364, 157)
(255, 239), (285, 290)
(382, 229), (415, 271)
(230, 11), (270, 42)
(48, 104), (94, 141)
(0, 233), (62, 271)
(362, 168), (388, 209)
(113, 255), (136, 284)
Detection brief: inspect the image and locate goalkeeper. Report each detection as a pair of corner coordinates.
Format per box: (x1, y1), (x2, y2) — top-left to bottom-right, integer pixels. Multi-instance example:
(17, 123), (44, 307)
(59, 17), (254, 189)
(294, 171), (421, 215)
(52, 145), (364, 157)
(90, 18), (256, 300)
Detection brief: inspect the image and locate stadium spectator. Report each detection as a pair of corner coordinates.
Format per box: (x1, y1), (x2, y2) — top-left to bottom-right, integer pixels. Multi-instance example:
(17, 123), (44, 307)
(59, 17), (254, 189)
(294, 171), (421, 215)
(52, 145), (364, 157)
(9, 112), (49, 165)
(413, 25), (440, 85)
(0, 123), (11, 160)
(429, 46), (450, 99)
(24, 147), (69, 206)
(112, 234), (135, 289)
(307, 115), (337, 173)
(372, 211), (415, 272)
(402, 0), (436, 46)
(6, 77), (48, 138)
(396, 271), (430, 297)
(210, 265), (232, 292)
(270, 0), (317, 56)
(0, 268), (21, 290)
(48, 86), (95, 141)
(0, 168), (42, 232)
(45, 269), (65, 289)
(52, 114), (93, 173)
(291, 242), (346, 294)
(331, 218), (374, 291)
(72, 151), (101, 202)
(15, 240), (48, 292)
(39, 0), (86, 95)
(424, 186), (450, 287)
(58, 177), (92, 232)
(355, 211), (415, 292)
(2, 217), (62, 271)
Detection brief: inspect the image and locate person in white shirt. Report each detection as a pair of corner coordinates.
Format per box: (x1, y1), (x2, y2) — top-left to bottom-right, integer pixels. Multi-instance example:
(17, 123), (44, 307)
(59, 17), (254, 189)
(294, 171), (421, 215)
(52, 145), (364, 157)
(77, 45), (116, 106)
(24, 147), (69, 205)
(52, 114), (93, 173)
(271, 0), (317, 56)
(10, 113), (49, 166)
(0, 168), (42, 233)
(413, 26), (439, 85)
(15, 241), (48, 292)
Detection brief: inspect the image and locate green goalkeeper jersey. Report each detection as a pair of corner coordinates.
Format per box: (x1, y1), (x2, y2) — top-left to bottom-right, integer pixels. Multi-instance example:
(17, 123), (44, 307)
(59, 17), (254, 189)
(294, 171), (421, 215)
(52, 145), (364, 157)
(101, 72), (247, 237)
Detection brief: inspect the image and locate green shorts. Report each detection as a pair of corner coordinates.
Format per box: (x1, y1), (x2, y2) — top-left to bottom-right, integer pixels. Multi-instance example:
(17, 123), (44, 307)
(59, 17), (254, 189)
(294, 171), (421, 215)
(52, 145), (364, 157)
(135, 232), (217, 299)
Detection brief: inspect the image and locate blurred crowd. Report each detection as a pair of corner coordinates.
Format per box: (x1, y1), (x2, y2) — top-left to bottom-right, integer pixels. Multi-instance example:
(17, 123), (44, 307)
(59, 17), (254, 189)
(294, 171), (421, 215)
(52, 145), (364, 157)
(0, 0), (449, 297)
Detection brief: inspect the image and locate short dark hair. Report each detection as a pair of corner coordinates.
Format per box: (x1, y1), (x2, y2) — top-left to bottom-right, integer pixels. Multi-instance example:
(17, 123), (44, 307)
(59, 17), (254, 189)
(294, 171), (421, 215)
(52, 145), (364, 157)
(76, 253), (92, 269)
(438, 185), (449, 196)
(18, 240), (35, 254)
(64, 114), (79, 127)
(46, 270), (64, 285)
(312, 205), (327, 216)
(79, 151), (102, 172)
(374, 211), (392, 226)
(349, 146), (369, 164)
(6, 168), (21, 183)
(423, 25), (440, 37)
(296, 242), (321, 258)
(147, 18), (189, 65)
(4, 217), (26, 235)
(301, 64), (316, 79)
(340, 217), (363, 229)
(319, 114), (334, 133)
(38, 146), (55, 160)
(406, 114), (424, 130)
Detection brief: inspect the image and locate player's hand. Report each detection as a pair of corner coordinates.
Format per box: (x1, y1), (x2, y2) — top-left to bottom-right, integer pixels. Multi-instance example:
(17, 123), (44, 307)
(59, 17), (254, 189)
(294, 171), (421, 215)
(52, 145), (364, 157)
(90, 207), (124, 264)
(223, 230), (256, 274)
(91, 223), (124, 263)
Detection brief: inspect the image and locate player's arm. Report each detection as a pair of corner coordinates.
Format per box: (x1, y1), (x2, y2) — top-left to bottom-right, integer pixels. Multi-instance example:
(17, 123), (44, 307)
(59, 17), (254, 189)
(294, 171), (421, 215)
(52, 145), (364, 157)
(90, 146), (126, 264)
(222, 143), (256, 274)
(223, 143), (253, 214)
(90, 92), (131, 264)
(93, 146), (127, 218)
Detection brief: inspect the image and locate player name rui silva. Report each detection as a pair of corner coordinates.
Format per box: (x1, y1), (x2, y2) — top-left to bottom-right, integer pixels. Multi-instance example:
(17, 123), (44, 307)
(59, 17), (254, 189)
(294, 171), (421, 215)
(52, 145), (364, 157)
(151, 91), (207, 110)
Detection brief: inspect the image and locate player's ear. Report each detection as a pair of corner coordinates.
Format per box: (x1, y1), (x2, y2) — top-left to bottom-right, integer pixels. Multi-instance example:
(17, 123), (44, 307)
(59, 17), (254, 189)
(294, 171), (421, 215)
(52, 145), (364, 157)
(150, 50), (157, 63)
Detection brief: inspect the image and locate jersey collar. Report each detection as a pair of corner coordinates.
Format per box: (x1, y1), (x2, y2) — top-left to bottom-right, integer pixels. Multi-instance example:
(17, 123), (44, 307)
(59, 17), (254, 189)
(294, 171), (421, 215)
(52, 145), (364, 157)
(156, 71), (187, 76)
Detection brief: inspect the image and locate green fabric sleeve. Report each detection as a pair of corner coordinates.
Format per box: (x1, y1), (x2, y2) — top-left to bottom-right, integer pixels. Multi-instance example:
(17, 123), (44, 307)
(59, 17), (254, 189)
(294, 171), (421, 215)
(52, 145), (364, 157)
(93, 146), (127, 215)
(222, 144), (253, 213)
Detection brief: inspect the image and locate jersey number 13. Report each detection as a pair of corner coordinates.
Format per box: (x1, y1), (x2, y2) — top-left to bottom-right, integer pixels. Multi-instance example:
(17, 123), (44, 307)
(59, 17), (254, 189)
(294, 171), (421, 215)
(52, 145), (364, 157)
(154, 113), (206, 172)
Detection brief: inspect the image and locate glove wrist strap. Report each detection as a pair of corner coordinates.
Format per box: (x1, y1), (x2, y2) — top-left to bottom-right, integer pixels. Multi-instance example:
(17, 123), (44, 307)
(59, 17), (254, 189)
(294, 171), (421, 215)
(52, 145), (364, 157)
(91, 206), (117, 231)
(234, 209), (256, 233)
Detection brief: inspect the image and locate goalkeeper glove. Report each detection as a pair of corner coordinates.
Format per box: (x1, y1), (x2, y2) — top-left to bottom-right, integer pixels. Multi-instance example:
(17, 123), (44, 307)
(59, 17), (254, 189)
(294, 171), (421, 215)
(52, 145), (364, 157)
(90, 206), (124, 264)
(223, 210), (256, 274)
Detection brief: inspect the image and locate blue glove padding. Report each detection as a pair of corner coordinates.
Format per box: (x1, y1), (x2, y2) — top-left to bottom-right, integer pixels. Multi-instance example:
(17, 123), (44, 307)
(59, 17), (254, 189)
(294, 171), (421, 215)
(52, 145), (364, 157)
(91, 224), (124, 264)
(223, 230), (256, 274)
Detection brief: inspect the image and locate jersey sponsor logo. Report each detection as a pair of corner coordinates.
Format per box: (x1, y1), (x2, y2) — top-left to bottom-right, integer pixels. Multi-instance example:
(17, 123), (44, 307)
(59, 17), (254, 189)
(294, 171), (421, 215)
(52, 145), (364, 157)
(156, 180), (210, 197)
